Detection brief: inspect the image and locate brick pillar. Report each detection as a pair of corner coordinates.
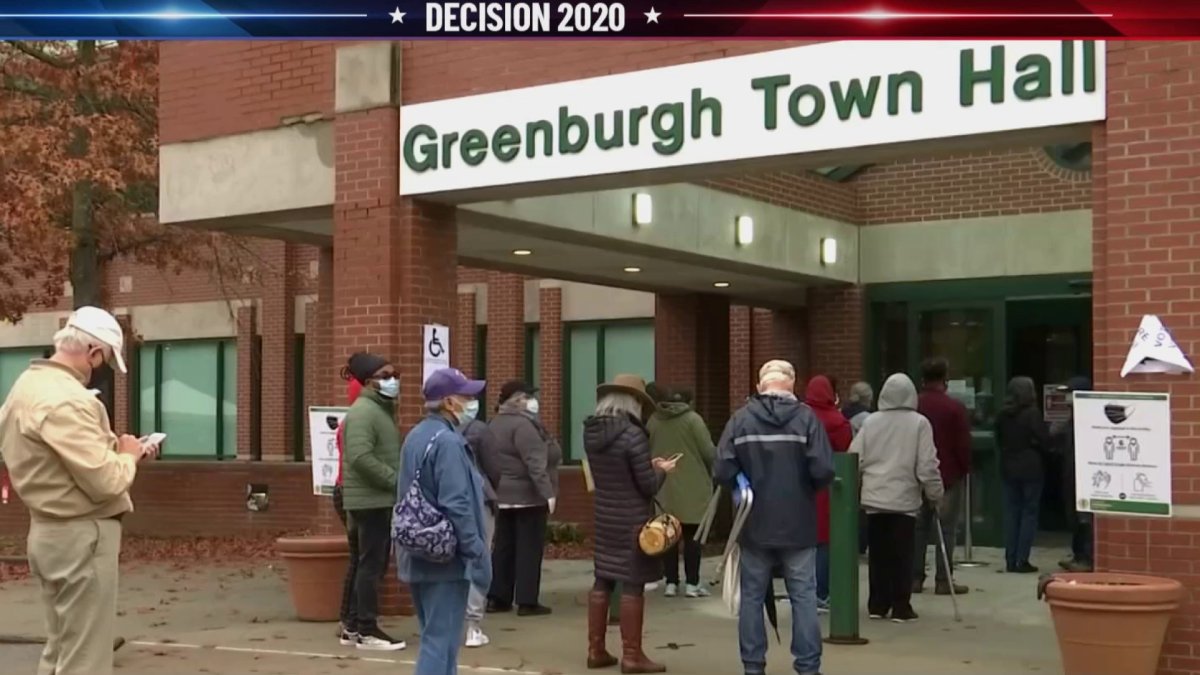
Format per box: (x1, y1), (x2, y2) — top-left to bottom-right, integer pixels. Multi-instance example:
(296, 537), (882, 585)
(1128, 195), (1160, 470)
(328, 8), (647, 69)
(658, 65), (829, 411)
(486, 271), (525, 411)
(539, 286), (563, 441)
(454, 290), (478, 376)
(112, 313), (134, 433)
(806, 285), (863, 396)
(236, 306), (259, 460)
(303, 248), (336, 465)
(1093, 42), (1200, 674)
(260, 241), (296, 461)
(655, 293), (730, 437)
(729, 305), (753, 415)
(331, 47), (456, 616)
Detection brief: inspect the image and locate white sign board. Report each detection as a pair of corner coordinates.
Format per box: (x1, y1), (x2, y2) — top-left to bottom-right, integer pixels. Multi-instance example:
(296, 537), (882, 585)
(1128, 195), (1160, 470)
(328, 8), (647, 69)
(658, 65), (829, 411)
(1073, 392), (1172, 517)
(309, 406), (348, 496)
(399, 40), (1105, 195)
(423, 324), (450, 384)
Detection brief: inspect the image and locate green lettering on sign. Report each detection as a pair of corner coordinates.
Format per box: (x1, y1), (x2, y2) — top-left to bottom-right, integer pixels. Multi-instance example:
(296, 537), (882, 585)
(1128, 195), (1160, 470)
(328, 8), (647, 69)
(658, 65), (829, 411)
(460, 129), (489, 166)
(1014, 54), (1052, 101)
(651, 102), (685, 154)
(887, 72), (924, 115)
(558, 107), (589, 154)
(492, 125), (521, 162)
(831, 76), (881, 120)
(788, 84), (826, 127)
(960, 45), (1005, 106)
(403, 124), (439, 172)
(751, 74), (791, 130)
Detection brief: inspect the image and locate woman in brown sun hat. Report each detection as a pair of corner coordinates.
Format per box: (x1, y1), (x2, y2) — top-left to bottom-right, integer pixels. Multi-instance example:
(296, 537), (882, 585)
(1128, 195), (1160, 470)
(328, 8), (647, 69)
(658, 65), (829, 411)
(582, 374), (678, 673)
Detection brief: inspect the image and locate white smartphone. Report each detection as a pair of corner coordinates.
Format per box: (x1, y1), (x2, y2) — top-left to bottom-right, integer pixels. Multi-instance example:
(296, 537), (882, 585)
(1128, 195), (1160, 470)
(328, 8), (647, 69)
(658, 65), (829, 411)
(142, 432), (167, 446)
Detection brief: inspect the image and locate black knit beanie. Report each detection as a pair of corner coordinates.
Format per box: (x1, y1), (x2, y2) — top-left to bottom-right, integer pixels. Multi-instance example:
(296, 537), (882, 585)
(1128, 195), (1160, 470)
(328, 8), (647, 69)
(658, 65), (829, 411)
(347, 352), (389, 384)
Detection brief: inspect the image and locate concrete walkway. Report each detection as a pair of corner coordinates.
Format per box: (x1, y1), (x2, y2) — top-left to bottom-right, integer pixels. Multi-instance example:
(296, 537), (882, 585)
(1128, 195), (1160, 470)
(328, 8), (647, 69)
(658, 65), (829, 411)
(0, 546), (1064, 674)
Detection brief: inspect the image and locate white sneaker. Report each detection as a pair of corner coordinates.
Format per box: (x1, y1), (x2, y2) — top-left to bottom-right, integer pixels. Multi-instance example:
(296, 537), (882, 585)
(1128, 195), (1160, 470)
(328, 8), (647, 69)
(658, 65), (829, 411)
(356, 628), (407, 652)
(644, 581), (660, 592)
(685, 584), (710, 598)
(338, 629), (359, 647)
(464, 625), (490, 648)
(664, 583), (678, 597)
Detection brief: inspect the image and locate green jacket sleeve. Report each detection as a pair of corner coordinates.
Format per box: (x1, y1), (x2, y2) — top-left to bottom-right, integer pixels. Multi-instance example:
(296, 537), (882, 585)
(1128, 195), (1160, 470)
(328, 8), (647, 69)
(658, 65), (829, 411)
(689, 413), (716, 473)
(344, 409), (397, 491)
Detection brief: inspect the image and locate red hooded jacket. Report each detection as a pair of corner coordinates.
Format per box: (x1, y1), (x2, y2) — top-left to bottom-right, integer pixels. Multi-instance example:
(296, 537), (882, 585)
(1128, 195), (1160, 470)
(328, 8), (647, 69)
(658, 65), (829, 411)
(805, 376), (853, 544)
(335, 378), (364, 487)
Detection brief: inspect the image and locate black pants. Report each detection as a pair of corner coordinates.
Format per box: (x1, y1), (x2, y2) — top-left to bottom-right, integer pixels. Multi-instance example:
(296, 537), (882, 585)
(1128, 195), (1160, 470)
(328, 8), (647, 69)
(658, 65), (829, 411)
(489, 506), (549, 607)
(663, 523), (701, 586)
(347, 507), (392, 633)
(867, 513), (916, 617)
(333, 487), (360, 630)
(594, 576), (644, 596)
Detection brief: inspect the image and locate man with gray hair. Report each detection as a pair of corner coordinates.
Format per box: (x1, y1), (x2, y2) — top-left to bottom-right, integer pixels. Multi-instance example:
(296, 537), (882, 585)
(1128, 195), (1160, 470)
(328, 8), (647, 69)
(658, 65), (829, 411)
(0, 306), (160, 675)
(842, 381), (874, 436)
(715, 359), (835, 675)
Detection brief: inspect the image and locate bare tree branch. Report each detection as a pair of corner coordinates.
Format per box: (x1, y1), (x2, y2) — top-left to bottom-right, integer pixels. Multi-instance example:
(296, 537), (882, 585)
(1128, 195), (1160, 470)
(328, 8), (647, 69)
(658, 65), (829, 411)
(4, 41), (76, 69)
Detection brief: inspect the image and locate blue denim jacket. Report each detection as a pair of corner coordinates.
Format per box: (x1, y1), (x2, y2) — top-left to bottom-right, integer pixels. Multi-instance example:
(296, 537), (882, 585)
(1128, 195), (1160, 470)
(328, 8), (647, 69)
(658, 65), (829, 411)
(395, 414), (492, 590)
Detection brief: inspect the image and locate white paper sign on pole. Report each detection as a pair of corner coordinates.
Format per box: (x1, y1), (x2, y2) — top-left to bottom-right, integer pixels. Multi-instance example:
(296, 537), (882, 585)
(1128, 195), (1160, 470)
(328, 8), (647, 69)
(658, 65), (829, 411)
(1073, 391), (1172, 517)
(1121, 315), (1194, 377)
(423, 324), (450, 384)
(309, 406), (348, 496)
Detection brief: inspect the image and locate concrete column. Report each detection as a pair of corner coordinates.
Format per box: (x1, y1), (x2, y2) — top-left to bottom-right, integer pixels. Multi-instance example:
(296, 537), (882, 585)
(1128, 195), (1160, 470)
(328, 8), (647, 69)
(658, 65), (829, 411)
(485, 271), (526, 412)
(260, 241), (296, 461)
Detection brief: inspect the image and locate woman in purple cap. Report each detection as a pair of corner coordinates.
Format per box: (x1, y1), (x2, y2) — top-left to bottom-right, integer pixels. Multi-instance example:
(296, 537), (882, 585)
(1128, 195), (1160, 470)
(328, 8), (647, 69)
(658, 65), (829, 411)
(396, 367), (491, 675)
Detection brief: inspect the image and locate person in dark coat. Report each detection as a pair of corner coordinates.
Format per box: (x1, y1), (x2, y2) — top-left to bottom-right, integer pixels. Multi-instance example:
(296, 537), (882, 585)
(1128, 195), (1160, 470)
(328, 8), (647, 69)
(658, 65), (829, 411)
(716, 360), (835, 675)
(583, 374), (678, 674)
(995, 376), (1052, 574)
(1053, 376), (1093, 572)
(912, 357), (973, 596)
(484, 381), (561, 616)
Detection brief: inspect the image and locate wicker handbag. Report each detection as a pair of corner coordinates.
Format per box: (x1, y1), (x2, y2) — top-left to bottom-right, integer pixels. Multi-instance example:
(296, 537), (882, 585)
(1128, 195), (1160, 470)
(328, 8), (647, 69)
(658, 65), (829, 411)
(638, 508), (683, 557)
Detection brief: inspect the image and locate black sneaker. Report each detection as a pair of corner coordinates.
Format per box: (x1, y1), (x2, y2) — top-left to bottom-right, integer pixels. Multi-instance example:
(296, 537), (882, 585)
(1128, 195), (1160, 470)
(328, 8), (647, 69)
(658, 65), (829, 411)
(891, 608), (919, 623)
(1015, 562), (1040, 574)
(356, 627), (406, 651)
(338, 627), (359, 647)
(486, 600), (512, 614)
(517, 604), (552, 616)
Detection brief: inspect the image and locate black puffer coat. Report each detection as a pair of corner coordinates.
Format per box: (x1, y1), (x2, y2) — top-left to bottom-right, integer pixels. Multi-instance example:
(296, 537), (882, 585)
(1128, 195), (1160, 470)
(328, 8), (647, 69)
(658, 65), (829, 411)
(584, 413), (664, 584)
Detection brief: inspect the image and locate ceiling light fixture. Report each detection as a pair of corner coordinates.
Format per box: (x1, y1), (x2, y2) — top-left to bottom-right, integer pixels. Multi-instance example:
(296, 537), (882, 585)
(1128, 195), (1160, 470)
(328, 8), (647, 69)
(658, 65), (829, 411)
(623, 266), (642, 273)
(713, 281), (731, 288)
(632, 193), (653, 226)
(735, 215), (754, 246)
(820, 238), (838, 266)
(512, 249), (532, 256)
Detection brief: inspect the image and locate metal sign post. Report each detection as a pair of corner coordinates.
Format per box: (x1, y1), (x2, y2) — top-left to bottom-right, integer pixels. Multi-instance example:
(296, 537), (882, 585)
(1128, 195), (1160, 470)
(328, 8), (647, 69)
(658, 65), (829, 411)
(957, 477), (989, 568)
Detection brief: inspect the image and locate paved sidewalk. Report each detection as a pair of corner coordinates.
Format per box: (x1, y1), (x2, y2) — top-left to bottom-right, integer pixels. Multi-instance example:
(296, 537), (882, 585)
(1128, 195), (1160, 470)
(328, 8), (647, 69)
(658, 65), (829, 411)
(0, 546), (1063, 674)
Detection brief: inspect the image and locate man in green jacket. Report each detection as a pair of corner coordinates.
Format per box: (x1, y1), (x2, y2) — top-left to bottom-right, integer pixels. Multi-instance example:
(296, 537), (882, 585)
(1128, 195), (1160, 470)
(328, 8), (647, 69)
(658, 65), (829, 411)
(341, 352), (406, 652)
(647, 387), (716, 598)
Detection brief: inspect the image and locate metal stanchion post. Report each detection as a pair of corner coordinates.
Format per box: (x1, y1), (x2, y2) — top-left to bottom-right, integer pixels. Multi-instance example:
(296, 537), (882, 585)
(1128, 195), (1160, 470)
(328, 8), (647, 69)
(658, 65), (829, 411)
(825, 452), (869, 645)
(957, 475), (989, 568)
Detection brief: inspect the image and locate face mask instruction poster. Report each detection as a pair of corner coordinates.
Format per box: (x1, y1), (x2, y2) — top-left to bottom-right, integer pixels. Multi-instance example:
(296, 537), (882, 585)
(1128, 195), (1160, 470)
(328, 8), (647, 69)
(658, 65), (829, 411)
(309, 406), (349, 496)
(1073, 392), (1172, 517)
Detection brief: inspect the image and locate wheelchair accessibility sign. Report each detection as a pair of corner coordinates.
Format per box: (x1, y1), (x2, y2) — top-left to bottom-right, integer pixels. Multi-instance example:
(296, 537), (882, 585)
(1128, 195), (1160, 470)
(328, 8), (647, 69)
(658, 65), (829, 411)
(423, 324), (450, 384)
(1073, 391), (1172, 517)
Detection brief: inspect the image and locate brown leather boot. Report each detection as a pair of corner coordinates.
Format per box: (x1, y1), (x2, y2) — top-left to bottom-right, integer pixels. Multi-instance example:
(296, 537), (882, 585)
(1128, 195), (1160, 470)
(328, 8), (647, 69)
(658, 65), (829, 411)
(619, 594), (666, 673)
(587, 590), (618, 669)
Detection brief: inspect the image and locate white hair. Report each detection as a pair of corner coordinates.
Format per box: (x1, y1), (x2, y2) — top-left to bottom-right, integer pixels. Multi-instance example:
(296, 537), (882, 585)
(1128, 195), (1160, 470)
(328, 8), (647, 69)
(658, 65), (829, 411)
(849, 381), (874, 405)
(52, 326), (101, 355)
(595, 392), (642, 418)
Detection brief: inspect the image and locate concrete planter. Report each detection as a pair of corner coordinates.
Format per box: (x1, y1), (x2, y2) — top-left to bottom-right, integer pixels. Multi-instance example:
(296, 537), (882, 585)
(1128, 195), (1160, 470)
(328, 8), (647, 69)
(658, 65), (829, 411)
(1043, 572), (1184, 675)
(276, 535), (349, 622)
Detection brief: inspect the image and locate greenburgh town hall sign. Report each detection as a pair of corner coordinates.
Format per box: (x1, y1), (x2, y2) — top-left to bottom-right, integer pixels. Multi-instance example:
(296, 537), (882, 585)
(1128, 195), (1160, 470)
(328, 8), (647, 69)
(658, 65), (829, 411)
(398, 40), (1104, 195)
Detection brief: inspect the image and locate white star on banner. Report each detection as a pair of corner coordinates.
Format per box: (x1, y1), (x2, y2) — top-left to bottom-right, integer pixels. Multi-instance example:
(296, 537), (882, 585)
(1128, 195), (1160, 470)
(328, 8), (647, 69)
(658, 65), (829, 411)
(390, 7), (406, 23)
(644, 6), (661, 23)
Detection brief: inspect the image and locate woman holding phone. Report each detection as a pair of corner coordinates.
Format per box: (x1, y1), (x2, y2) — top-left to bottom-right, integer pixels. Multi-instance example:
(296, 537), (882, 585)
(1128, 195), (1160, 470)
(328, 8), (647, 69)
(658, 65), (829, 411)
(647, 387), (716, 598)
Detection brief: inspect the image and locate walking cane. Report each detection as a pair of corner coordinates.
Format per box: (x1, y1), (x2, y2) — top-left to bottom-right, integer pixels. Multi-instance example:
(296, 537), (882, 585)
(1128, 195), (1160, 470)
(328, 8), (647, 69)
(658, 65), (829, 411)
(934, 518), (962, 623)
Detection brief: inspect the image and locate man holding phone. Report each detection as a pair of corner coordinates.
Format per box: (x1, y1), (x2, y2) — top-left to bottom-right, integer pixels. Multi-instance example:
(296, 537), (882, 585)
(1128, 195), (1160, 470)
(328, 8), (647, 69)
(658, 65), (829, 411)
(0, 306), (161, 675)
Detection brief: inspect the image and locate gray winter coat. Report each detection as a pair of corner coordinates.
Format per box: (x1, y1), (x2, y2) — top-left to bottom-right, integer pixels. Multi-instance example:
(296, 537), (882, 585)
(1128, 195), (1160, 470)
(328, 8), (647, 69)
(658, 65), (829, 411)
(460, 418), (498, 507)
(482, 401), (562, 507)
(850, 373), (944, 515)
(584, 413), (664, 585)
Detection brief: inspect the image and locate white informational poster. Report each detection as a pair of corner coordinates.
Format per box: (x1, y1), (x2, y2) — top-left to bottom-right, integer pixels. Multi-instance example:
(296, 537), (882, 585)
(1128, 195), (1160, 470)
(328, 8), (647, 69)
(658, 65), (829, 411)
(422, 323), (450, 384)
(1044, 384), (1071, 423)
(1073, 391), (1172, 517)
(309, 406), (349, 496)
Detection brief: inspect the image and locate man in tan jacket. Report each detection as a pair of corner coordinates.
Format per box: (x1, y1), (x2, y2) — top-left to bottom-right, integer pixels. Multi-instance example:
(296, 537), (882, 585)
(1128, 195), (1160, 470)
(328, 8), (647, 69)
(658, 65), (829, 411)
(0, 306), (158, 675)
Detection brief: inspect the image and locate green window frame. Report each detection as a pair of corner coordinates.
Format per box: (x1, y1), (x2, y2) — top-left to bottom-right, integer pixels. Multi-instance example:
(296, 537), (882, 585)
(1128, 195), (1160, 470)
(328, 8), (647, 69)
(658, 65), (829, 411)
(138, 339), (238, 461)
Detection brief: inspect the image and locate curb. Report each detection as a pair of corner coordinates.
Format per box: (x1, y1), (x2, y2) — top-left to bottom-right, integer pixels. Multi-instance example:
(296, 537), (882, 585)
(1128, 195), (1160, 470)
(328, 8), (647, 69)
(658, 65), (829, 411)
(0, 634), (44, 644)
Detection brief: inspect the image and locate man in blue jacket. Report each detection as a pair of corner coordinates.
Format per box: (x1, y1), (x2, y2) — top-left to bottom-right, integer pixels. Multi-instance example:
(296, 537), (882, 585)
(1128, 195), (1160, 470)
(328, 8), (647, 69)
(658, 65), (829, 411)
(396, 368), (491, 675)
(715, 360), (835, 675)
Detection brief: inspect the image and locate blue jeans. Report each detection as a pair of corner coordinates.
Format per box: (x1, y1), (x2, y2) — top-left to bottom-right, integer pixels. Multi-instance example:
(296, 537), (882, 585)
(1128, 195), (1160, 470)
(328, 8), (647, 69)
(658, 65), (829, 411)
(412, 580), (470, 675)
(815, 544), (830, 603)
(1003, 478), (1043, 569)
(738, 545), (822, 675)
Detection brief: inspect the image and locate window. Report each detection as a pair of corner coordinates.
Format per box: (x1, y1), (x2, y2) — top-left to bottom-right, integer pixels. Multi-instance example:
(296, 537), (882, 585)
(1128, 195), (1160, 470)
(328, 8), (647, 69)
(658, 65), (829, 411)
(918, 309), (996, 427)
(0, 347), (46, 400)
(563, 321), (654, 460)
(139, 340), (237, 459)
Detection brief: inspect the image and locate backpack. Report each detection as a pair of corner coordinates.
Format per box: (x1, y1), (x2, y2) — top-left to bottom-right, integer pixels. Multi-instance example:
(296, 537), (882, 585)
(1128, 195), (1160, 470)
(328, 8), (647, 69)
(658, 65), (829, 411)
(392, 431), (458, 563)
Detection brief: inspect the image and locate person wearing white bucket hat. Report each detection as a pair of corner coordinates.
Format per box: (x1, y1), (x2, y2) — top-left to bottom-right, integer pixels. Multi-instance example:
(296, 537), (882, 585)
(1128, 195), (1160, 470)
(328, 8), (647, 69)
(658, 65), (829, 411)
(0, 305), (160, 675)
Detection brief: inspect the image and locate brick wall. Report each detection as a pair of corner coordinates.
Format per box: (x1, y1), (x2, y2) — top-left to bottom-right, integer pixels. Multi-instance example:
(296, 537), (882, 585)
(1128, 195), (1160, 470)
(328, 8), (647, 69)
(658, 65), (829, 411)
(485, 271), (525, 411)
(538, 287), (564, 443)
(454, 290), (478, 376)
(655, 294), (731, 438)
(806, 286), (864, 397)
(707, 171), (859, 223)
(1092, 42), (1200, 675)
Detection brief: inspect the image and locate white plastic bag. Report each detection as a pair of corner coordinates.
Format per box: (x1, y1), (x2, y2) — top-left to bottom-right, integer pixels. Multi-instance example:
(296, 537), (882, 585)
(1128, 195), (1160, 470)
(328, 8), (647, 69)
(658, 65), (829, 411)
(722, 544), (741, 617)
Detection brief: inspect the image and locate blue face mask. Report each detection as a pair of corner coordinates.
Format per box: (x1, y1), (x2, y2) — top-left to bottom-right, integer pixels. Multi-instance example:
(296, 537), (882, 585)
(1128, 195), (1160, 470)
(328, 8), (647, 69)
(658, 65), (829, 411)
(460, 399), (480, 424)
(378, 377), (400, 399)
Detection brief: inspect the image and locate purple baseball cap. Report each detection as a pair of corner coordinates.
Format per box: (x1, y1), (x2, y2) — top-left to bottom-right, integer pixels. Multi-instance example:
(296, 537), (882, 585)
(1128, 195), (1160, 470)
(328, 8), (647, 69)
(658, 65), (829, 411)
(423, 368), (486, 402)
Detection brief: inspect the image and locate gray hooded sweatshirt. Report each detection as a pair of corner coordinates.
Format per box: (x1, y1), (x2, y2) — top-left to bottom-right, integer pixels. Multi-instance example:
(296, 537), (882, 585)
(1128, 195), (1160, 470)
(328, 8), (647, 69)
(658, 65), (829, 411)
(850, 373), (944, 515)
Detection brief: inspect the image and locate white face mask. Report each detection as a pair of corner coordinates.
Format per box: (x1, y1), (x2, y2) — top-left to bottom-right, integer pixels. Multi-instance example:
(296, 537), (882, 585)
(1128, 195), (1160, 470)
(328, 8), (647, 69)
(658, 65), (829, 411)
(462, 399), (481, 423)
(526, 398), (540, 415)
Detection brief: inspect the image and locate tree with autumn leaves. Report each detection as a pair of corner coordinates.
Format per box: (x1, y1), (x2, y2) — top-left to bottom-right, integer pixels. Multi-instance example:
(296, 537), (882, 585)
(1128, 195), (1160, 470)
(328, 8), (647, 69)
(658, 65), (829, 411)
(0, 40), (265, 322)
